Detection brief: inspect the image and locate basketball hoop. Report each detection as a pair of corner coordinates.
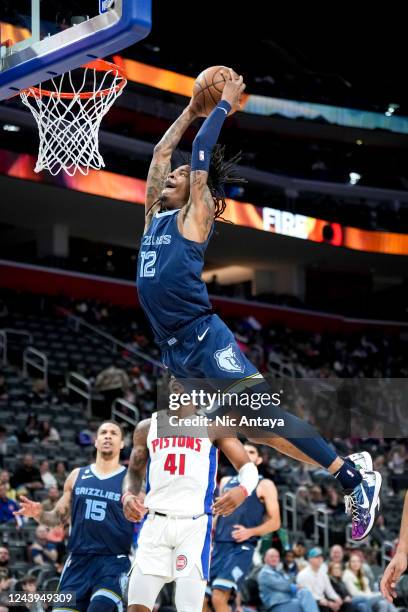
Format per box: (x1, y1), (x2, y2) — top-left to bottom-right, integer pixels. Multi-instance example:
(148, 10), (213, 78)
(20, 59), (127, 176)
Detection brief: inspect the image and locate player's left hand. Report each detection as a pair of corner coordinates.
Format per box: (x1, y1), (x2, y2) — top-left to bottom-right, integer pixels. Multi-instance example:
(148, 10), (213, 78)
(381, 551), (408, 601)
(212, 486), (247, 517)
(123, 494), (147, 522)
(231, 524), (253, 543)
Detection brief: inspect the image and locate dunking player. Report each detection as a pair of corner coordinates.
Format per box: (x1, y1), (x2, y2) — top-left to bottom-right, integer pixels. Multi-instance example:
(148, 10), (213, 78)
(122, 377), (260, 612)
(15, 422), (133, 612)
(207, 443), (280, 612)
(136, 67), (381, 541)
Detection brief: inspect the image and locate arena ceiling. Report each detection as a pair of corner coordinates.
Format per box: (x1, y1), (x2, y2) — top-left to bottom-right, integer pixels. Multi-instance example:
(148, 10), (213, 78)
(131, 2), (408, 115)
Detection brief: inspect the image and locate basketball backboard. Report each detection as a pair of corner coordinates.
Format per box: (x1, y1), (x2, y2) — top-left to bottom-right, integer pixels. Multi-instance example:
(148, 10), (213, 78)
(0, 0), (151, 100)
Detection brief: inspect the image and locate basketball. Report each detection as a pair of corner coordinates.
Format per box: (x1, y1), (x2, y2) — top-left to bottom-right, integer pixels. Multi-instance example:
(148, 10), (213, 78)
(192, 65), (237, 117)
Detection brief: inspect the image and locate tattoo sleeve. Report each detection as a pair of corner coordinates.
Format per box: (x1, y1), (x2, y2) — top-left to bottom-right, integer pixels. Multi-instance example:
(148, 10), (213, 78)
(183, 170), (215, 240)
(145, 106), (196, 223)
(156, 106), (196, 155)
(123, 421), (150, 495)
(39, 498), (71, 527)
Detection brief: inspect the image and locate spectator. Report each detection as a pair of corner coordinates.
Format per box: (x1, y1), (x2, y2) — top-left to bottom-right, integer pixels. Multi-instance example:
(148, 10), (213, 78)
(39, 460), (57, 490)
(0, 547), (11, 576)
(11, 455), (43, 493)
(30, 525), (58, 567)
(329, 546), (345, 566)
(0, 547), (16, 601)
(258, 548), (319, 612)
(0, 470), (16, 501)
(54, 461), (68, 490)
(388, 445), (406, 494)
(296, 487), (315, 538)
(296, 547), (344, 611)
(0, 427), (7, 469)
(326, 486), (345, 516)
(0, 483), (19, 524)
(0, 569), (12, 594)
(13, 575), (46, 612)
(310, 486), (325, 509)
(17, 414), (39, 444)
(25, 379), (50, 406)
(284, 550), (299, 579)
(328, 562), (366, 611)
(293, 542), (308, 572)
(41, 486), (60, 512)
(38, 420), (60, 444)
(342, 554), (396, 611)
(0, 569), (13, 612)
(94, 362), (130, 418)
(388, 445), (406, 475)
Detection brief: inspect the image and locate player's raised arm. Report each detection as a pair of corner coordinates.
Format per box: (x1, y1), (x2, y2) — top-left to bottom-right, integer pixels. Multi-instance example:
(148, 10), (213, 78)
(14, 468), (78, 526)
(181, 69), (246, 242)
(212, 437), (258, 516)
(122, 419), (150, 521)
(144, 104), (198, 231)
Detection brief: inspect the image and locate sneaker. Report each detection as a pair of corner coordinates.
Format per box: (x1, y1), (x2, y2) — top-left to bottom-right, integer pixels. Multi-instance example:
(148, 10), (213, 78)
(345, 470), (382, 540)
(346, 451), (373, 473)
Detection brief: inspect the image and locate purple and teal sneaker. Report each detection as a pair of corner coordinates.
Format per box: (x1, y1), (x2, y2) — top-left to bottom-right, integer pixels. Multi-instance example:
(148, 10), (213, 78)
(344, 470), (382, 540)
(347, 451), (373, 472)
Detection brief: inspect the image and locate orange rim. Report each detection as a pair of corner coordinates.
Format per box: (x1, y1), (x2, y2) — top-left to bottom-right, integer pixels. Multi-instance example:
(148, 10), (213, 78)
(21, 59), (127, 100)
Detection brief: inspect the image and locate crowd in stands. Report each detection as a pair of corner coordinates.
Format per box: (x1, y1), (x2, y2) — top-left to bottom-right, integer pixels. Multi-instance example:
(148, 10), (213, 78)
(0, 289), (408, 609)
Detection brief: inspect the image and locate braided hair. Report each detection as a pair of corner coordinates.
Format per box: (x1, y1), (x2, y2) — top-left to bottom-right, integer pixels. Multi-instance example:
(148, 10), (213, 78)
(148, 145), (246, 220)
(205, 144), (247, 219)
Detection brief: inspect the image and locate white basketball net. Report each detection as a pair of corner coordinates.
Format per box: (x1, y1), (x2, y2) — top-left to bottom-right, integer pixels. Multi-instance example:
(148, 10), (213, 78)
(20, 61), (127, 176)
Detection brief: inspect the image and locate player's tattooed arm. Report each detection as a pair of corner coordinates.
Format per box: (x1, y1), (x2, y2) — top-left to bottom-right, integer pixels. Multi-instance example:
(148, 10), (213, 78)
(124, 419), (150, 495)
(14, 468), (79, 526)
(122, 419), (150, 522)
(145, 105), (198, 230)
(180, 170), (214, 242)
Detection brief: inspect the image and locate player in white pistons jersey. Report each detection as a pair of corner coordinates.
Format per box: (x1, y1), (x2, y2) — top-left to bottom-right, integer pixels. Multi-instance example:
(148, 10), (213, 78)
(122, 380), (259, 612)
(144, 411), (216, 516)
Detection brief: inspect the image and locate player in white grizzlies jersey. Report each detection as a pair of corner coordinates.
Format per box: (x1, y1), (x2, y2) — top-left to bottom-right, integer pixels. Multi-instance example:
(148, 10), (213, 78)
(122, 380), (259, 612)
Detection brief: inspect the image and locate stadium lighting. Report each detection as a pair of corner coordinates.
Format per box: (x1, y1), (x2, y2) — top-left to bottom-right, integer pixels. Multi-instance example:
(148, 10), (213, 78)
(385, 103), (399, 117)
(349, 172), (361, 185)
(3, 124), (20, 132)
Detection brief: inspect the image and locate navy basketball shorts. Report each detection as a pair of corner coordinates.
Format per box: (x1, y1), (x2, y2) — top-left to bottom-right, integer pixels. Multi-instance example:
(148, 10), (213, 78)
(161, 314), (259, 381)
(209, 541), (256, 592)
(54, 553), (130, 611)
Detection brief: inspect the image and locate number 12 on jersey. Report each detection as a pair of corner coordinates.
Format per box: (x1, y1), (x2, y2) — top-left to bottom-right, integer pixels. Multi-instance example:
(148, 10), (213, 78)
(164, 453), (185, 475)
(140, 251), (156, 277)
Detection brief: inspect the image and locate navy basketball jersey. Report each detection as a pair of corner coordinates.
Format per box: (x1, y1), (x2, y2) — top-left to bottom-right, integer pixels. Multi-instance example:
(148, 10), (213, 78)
(136, 209), (213, 341)
(214, 476), (265, 545)
(69, 465), (134, 555)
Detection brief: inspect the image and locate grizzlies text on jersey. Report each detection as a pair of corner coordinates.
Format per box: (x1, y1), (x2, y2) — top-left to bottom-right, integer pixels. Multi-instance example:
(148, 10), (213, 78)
(137, 209), (213, 342)
(69, 464), (134, 555)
